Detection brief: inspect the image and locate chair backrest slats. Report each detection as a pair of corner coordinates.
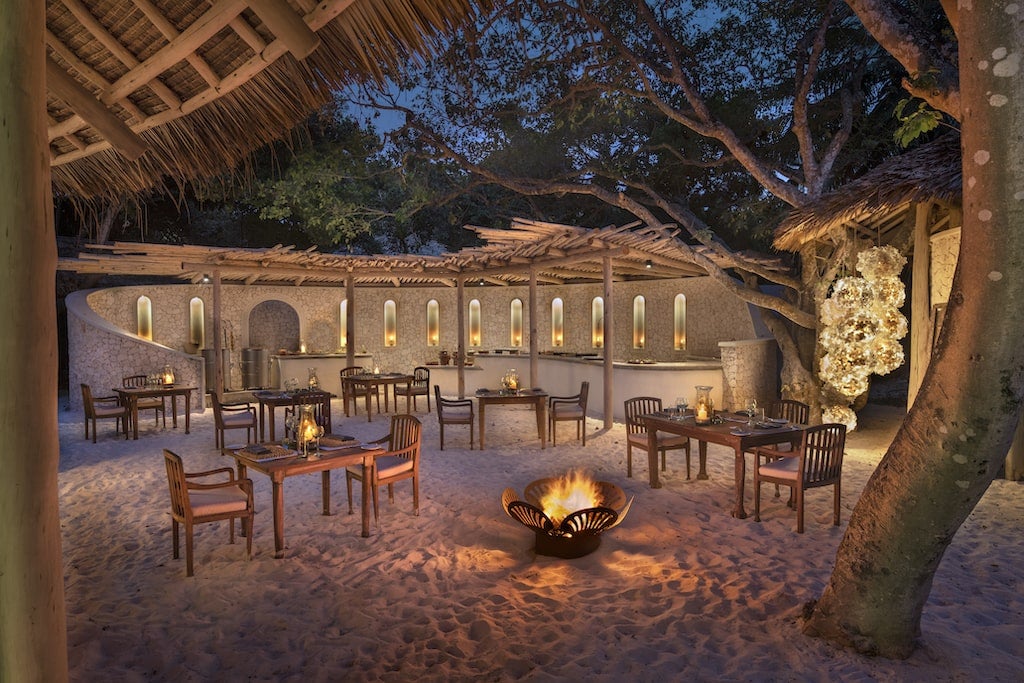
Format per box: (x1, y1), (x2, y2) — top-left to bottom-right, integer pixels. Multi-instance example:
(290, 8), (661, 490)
(387, 415), (422, 462)
(767, 399), (810, 425)
(624, 397), (662, 435)
(163, 450), (190, 520)
(800, 423), (846, 485)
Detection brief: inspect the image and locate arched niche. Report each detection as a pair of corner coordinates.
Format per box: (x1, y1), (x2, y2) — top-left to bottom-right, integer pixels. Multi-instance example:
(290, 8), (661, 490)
(248, 300), (300, 353)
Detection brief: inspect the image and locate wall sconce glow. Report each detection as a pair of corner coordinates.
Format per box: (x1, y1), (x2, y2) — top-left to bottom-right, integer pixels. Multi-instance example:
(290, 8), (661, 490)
(633, 295), (646, 349)
(644, 259), (653, 269)
(426, 299), (440, 347)
(510, 298), (523, 347)
(188, 297), (205, 348)
(551, 297), (564, 347)
(674, 294), (687, 350)
(384, 300), (397, 347)
(137, 295), (153, 340)
(201, 273), (211, 284)
(469, 299), (482, 347)
(339, 300), (348, 349)
(592, 297), (604, 349)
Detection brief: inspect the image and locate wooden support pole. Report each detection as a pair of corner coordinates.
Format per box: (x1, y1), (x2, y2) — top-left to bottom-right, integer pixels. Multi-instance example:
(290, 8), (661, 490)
(346, 274), (355, 369)
(529, 266), (538, 389)
(0, 1), (70, 678)
(457, 276), (466, 398)
(212, 270), (224, 396)
(45, 56), (148, 160)
(603, 255), (614, 428)
(249, 0), (321, 59)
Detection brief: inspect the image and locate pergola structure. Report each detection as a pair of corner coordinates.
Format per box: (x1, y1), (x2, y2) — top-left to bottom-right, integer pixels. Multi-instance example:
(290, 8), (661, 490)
(2, 1), (487, 679)
(58, 216), (788, 418)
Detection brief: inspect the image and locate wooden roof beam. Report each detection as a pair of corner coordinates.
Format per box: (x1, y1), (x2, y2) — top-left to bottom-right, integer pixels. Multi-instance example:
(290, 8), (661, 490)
(133, 0), (223, 88)
(46, 57), (148, 160)
(249, 0), (322, 60)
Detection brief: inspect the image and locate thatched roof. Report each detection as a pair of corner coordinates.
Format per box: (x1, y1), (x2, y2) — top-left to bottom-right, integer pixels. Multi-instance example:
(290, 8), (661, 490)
(46, 0), (486, 199)
(774, 134), (962, 251)
(57, 217), (788, 287)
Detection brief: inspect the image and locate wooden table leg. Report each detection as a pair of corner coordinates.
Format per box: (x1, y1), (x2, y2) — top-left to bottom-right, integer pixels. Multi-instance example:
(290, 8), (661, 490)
(170, 393), (179, 429)
(131, 398), (140, 440)
(268, 405), (277, 442)
(479, 401), (487, 449)
(360, 454), (372, 537)
(732, 446), (748, 519)
(536, 398), (546, 449)
(271, 477), (286, 558)
(697, 441), (709, 479)
(258, 402), (266, 442)
(321, 471), (331, 516)
(647, 427), (660, 488)
(365, 384), (373, 422)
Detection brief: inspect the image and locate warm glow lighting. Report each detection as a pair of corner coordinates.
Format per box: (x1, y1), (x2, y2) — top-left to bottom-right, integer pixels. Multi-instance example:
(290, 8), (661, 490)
(189, 297), (204, 348)
(137, 296), (152, 341)
(537, 470), (601, 527)
(633, 296), (646, 350)
(592, 297), (604, 349)
(469, 299), (481, 347)
(384, 300), (397, 347)
(674, 294), (687, 351)
(552, 298), (564, 347)
(426, 300), (439, 347)
(339, 300), (347, 349)
(162, 365), (175, 386)
(296, 406), (323, 457)
(510, 298), (523, 347)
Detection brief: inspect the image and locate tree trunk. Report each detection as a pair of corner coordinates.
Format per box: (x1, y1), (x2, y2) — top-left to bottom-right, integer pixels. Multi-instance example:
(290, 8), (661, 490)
(0, 1), (69, 680)
(804, 7), (1024, 658)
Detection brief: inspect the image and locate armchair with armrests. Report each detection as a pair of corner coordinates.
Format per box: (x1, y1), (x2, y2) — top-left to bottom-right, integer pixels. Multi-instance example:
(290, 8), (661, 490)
(340, 366), (380, 416)
(394, 366), (430, 412)
(163, 449), (254, 577)
(346, 414), (422, 523)
(122, 374), (166, 428)
(624, 396), (691, 479)
(210, 392), (256, 451)
(81, 383), (129, 443)
(548, 381), (589, 446)
(434, 385), (474, 450)
(753, 422), (846, 533)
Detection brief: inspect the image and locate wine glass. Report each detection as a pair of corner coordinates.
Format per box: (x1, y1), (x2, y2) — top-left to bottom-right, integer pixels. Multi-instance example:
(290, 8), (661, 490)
(675, 397), (687, 417)
(747, 398), (758, 426)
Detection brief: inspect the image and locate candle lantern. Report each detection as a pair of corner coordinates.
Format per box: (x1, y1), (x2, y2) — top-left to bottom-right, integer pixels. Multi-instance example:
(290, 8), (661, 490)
(162, 365), (175, 386)
(308, 367), (319, 390)
(296, 405), (323, 458)
(694, 385), (714, 425)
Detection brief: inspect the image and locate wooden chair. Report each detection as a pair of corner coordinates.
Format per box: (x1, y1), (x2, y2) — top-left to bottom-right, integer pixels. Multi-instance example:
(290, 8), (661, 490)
(434, 385), (474, 450)
(210, 392), (256, 451)
(548, 381), (589, 445)
(80, 383), (128, 443)
(394, 366), (430, 412)
(122, 374), (166, 428)
(753, 423), (847, 533)
(624, 396), (690, 479)
(163, 449), (254, 577)
(340, 366), (380, 416)
(767, 399), (810, 426)
(346, 414), (422, 523)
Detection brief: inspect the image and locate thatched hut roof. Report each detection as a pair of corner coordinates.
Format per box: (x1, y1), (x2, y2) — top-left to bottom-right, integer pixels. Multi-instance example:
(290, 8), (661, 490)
(46, 0), (486, 199)
(774, 134), (962, 251)
(57, 217), (789, 286)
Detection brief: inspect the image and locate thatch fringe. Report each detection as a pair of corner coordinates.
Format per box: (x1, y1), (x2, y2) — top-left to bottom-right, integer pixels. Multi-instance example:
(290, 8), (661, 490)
(774, 134), (962, 251)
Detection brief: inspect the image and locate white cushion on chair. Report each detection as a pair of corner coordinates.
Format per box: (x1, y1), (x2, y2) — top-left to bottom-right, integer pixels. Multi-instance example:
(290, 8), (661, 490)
(190, 487), (249, 516)
(221, 413), (254, 428)
(553, 405), (584, 418)
(627, 432), (687, 448)
(759, 456), (799, 481)
(94, 405), (125, 417)
(444, 407), (473, 420)
(374, 455), (414, 477)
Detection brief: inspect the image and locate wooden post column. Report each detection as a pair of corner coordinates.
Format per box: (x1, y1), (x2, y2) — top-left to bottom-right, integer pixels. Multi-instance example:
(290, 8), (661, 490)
(456, 275), (466, 398)
(529, 266), (538, 389)
(0, 1), (70, 679)
(603, 255), (614, 428)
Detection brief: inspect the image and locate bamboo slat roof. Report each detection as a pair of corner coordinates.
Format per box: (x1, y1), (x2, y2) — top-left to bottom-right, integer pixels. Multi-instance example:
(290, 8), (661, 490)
(46, 0), (485, 199)
(774, 134), (962, 251)
(58, 217), (788, 287)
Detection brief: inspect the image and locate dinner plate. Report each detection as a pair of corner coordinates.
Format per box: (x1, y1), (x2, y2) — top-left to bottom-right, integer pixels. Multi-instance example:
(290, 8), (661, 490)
(730, 428), (752, 436)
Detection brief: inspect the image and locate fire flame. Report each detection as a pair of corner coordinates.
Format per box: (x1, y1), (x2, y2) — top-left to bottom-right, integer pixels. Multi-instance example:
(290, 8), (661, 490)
(538, 470), (602, 526)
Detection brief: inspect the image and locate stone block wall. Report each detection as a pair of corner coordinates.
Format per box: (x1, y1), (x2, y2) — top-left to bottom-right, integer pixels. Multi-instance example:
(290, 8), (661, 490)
(718, 338), (779, 412)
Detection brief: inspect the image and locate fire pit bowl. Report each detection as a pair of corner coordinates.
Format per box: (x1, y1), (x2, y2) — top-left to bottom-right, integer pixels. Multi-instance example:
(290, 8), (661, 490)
(502, 474), (633, 558)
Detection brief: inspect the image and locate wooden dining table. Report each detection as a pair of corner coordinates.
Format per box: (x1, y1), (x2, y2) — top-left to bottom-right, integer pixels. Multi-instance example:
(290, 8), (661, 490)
(228, 441), (384, 558)
(252, 390), (334, 442)
(341, 372), (413, 422)
(641, 411), (805, 519)
(112, 384), (195, 440)
(475, 388), (549, 449)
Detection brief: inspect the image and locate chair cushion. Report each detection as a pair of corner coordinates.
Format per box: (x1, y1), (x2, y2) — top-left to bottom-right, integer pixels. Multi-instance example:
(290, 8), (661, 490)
(442, 407), (473, 420)
(93, 405), (125, 417)
(375, 455), (415, 477)
(189, 486), (249, 516)
(759, 456), (800, 481)
(221, 413), (255, 428)
(553, 405), (584, 418)
(627, 432), (687, 448)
